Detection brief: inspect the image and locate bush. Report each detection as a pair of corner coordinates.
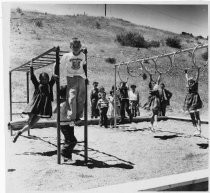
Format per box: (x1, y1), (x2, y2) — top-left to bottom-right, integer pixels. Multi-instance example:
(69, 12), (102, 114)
(116, 32), (148, 48)
(105, 57), (116, 64)
(96, 21), (101, 29)
(148, 40), (160, 48)
(16, 7), (22, 14)
(34, 19), (43, 28)
(181, 32), (193, 37)
(166, 37), (181, 49)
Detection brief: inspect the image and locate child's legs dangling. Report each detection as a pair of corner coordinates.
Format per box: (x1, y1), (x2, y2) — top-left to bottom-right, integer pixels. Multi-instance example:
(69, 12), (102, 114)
(67, 77), (77, 121)
(13, 114), (40, 143)
(76, 77), (86, 119)
(195, 110), (201, 131)
(189, 112), (197, 127)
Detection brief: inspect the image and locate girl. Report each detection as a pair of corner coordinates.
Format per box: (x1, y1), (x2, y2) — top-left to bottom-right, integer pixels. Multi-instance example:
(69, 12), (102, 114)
(183, 68), (203, 136)
(13, 63), (57, 143)
(148, 73), (161, 132)
(107, 90), (114, 128)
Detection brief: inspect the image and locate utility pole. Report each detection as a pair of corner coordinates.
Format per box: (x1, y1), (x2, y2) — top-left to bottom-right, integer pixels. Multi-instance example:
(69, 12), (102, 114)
(105, 4), (106, 17)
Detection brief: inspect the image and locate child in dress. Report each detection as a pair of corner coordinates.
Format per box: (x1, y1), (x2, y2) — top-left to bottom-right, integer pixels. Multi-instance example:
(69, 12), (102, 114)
(13, 63), (57, 143)
(60, 37), (87, 126)
(148, 73), (161, 132)
(107, 90), (114, 128)
(183, 68), (203, 136)
(97, 92), (109, 128)
(128, 84), (140, 117)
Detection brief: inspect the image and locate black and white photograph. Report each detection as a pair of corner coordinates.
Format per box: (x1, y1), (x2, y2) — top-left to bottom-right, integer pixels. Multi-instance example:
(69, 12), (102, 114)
(1, 1), (209, 192)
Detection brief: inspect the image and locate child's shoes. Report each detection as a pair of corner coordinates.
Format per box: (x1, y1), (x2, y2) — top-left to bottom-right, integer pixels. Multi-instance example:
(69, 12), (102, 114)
(13, 131), (22, 143)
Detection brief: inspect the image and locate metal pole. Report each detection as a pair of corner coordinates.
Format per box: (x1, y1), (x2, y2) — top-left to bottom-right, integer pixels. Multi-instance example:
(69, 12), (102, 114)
(84, 52), (88, 163)
(27, 67), (30, 136)
(55, 46), (61, 164)
(114, 65), (117, 128)
(9, 71), (13, 136)
(105, 4), (107, 17)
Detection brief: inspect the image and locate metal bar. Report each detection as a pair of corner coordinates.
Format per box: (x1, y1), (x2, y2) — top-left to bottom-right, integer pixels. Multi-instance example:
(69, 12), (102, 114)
(59, 50), (68, 53)
(12, 102), (28, 103)
(11, 47), (56, 72)
(41, 56), (56, 59)
(55, 47), (61, 164)
(115, 44), (208, 67)
(11, 113), (23, 115)
(9, 71), (13, 136)
(114, 65), (117, 128)
(47, 53), (63, 57)
(27, 68), (30, 136)
(84, 52), (88, 164)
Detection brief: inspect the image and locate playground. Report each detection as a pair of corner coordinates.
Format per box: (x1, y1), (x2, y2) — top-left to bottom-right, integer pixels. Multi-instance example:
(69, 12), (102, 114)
(6, 117), (209, 192)
(6, 8), (209, 192)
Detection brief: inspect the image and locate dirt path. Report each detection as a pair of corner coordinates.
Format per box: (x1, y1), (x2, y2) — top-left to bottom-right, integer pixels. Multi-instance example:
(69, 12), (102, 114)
(6, 120), (208, 192)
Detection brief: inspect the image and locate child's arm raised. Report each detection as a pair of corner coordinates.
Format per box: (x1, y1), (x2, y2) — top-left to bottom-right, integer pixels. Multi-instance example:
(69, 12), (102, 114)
(195, 67), (200, 83)
(30, 63), (39, 87)
(157, 73), (161, 85)
(184, 69), (189, 81)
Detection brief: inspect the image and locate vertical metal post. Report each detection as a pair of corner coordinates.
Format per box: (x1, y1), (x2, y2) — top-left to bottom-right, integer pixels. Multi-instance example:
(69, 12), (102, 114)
(105, 4), (107, 17)
(84, 52), (88, 163)
(27, 69), (30, 136)
(114, 65), (117, 128)
(55, 46), (61, 164)
(9, 71), (13, 136)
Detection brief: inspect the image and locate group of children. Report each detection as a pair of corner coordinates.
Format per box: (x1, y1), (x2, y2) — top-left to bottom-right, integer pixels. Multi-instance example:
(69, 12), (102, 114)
(12, 37), (204, 161)
(90, 81), (140, 128)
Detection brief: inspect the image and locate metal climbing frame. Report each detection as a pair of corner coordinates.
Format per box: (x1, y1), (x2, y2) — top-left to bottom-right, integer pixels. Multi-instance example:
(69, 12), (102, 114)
(113, 44), (208, 127)
(9, 47), (88, 164)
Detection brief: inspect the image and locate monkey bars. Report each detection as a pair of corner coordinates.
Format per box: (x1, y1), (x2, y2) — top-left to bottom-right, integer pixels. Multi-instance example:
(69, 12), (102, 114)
(9, 47), (88, 164)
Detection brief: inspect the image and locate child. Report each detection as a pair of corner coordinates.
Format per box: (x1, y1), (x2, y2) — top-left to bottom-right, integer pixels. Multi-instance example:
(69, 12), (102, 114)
(90, 81), (99, 119)
(128, 84), (140, 117)
(159, 83), (172, 116)
(13, 63), (57, 143)
(183, 68), (203, 136)
(148, 73), (161, 132)
(119, 82), (132, 123)
(60, 37), (87, 126)
(97, 92), (109, 128)
(98, 86), (105, 99)
(111, 85), (121, 120)
(107, 90), (115, 128)
(54, 85), (77, 160)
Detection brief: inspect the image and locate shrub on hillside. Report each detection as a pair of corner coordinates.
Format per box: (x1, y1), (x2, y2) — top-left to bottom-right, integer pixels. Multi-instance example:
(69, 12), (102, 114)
(96, 21), (101, 29)
(166, 37), (181, 49)
(116, 32), (148, 48)
(148, 40), (160, 48)
(105, 57), (116, 64)
(16, 7), (22, 14)
(181, 32), (194, 37)
(34, 19), (43, 28)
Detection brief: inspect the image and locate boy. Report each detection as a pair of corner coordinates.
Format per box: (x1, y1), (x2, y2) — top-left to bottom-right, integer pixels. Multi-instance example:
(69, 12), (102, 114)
(97, 92), (109, 128)
(60, 38), (87, 126)
(90, 81), (99, 118)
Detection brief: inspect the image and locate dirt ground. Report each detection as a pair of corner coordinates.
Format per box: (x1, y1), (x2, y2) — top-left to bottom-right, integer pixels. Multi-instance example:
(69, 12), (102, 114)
(6, 118), (208, 192)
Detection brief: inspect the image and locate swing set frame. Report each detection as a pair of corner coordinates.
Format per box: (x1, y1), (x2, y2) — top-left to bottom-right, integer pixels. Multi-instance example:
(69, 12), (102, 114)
(9, 46), (88, 164)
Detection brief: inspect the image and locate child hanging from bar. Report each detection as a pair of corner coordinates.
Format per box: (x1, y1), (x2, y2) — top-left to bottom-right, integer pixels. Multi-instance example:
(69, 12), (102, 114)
(60, 37), (88, 126)
(13, 62), (57, 143)
(183, 68), (203, 136)
(148, 73), (161, 132)
(53, 85), (77, 160)
(90, 81), (99, 119)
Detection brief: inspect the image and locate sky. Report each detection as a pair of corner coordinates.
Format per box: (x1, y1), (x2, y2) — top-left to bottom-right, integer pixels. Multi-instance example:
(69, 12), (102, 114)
(8, 3), (208, 37)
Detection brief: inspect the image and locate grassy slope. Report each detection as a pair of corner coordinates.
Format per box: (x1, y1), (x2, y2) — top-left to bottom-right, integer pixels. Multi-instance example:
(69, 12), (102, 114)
(10, 10), (208, 117)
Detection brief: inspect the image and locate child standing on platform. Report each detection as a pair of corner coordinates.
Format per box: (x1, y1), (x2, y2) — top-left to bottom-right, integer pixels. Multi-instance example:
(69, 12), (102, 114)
(60, 38), (87, 126)
(97, 92), (109, 128)
(90, 81), (99, 118)
(183, 68), (203, 136)
(13, 63), (57, 143)
(107, 90), (115, 128)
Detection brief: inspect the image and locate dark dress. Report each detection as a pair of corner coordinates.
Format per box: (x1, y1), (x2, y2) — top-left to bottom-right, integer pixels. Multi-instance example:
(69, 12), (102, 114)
(23, 67), (55, 118)
(90, 88), (99, 117)
(183, 81), (203, 112)
(149, 90), (161, 115)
